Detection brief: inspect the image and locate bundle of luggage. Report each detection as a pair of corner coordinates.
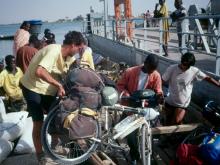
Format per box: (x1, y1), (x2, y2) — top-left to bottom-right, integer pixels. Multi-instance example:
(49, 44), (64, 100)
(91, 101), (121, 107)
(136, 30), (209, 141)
(54, 66), (119, 140)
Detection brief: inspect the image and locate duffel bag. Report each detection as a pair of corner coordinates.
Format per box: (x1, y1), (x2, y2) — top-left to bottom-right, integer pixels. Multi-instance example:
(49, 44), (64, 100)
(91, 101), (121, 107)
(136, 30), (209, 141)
(68, 114), (97, 140)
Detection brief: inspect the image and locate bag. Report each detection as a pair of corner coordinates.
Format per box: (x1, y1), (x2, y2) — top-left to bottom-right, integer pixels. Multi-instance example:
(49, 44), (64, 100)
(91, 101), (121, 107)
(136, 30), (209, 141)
(101, 86), (118, 106)
(200, 133), (220, 165)
(65, 67), (105, 91)
(176, 144), (203, 165)
(69, 114), (97, 140)
(69, 86), (102, 110)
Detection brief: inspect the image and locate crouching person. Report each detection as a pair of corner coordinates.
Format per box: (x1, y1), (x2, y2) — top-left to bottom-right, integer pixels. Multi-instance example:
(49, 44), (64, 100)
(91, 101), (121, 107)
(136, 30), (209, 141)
(0, 55), (25, 112)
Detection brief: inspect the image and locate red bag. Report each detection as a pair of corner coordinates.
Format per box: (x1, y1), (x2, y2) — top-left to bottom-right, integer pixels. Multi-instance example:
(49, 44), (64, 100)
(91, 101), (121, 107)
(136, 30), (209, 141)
(176, 144), (203, 165)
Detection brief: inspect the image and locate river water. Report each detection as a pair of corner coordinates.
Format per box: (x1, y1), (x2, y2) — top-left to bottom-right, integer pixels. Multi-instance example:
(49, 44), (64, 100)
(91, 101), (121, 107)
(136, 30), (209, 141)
(0, 21), (84, 59)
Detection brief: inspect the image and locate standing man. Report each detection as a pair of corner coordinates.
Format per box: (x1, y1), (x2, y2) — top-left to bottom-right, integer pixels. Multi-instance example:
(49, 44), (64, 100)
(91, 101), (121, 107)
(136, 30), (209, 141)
(154, 0), (169, 57)
(162, 52), (220, 125)
(170, 0), (188, 49)
(20, 31), (84, 164)
(117, 54), (163, 164)
(13, 21), (30, 56)
(16, 35), (41, 73)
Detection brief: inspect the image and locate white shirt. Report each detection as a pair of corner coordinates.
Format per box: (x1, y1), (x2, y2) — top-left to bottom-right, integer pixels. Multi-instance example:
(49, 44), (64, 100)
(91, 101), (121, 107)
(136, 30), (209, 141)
(162, 64), (206, 108)
(137, 70), (148, 90)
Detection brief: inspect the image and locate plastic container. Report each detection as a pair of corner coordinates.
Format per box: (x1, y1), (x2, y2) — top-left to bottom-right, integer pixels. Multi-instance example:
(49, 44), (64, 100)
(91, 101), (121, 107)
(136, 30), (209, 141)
(28, 20), (42, 35)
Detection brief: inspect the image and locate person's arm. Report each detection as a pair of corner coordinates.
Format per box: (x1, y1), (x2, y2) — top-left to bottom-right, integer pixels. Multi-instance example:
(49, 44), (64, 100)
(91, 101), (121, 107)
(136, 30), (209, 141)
(117, 69), (131, 96)
(35, 66), (65, 97)
(204, 76), (220, 87)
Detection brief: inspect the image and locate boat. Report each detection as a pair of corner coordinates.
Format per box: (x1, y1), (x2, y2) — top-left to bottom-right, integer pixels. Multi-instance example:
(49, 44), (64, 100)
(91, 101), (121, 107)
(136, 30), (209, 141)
(87, 0), (220, 107)
(0, 35), (14, 40)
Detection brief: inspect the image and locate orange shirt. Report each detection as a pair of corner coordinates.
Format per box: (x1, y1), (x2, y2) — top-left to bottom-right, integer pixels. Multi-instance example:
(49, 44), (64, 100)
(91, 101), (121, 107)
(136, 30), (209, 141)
(117, 65), (163, 96)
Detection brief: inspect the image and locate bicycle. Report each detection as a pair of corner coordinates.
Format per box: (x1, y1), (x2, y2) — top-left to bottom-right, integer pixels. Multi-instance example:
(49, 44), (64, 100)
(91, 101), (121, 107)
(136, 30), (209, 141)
(41, 89), (160, 165)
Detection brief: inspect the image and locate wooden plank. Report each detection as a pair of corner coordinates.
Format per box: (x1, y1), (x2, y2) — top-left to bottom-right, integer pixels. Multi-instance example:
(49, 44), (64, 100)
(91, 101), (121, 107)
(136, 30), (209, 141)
(151, 123), (200, 135)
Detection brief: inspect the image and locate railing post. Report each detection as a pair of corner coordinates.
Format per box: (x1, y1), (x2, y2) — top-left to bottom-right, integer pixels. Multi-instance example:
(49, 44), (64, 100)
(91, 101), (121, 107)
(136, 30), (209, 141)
(144, 19), (147, 51)
(181, 18), (187, 54)
(216, 21), (220, 76)
(159, 19), (163, 56)
(112, 20), (115, 41)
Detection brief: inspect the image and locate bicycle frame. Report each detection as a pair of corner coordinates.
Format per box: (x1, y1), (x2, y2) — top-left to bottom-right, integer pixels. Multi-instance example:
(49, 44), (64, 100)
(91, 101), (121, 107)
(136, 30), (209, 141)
(90, 102), (153, 165)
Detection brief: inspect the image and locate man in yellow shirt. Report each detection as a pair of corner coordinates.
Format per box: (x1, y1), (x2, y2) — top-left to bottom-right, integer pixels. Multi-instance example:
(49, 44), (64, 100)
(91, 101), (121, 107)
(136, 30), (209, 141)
(20, 31), (84, 164)
(154, 0), (169, 56)
(0, 55), (24, 111)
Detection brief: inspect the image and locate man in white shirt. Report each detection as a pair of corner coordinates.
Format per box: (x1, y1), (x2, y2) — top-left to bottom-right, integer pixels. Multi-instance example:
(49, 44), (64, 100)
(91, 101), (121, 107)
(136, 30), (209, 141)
(162, 52), (220, 125)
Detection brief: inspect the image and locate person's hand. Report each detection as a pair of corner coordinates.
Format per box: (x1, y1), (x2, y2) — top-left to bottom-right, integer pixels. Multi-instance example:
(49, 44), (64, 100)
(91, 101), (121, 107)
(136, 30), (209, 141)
(157, 94), (165, 104)
(57, 85), (65, 97)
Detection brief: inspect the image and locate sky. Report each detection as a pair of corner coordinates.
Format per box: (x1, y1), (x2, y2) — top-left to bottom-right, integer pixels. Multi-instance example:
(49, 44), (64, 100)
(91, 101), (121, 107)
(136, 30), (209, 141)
(0, 0), (209, 24)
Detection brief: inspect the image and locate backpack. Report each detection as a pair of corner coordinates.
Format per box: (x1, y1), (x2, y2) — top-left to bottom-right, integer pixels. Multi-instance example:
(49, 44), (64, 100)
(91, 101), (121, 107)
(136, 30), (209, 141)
(65, 67), (105, 92)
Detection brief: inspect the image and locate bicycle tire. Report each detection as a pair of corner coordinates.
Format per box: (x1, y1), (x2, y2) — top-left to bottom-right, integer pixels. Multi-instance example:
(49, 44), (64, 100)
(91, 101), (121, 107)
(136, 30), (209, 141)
(140, 124), (151, 165)
(41, 104), (100, 165)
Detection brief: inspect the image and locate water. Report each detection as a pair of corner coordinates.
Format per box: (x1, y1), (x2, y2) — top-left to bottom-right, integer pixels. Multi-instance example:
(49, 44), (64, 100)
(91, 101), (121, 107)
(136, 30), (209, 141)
(0, 21), (84, 59)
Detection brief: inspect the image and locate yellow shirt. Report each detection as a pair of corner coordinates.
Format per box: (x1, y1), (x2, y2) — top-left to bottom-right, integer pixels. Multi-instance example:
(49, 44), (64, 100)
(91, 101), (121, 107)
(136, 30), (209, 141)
(20, 44), (74, 96)
(80, 47), (95, 70)
(0, 67), (23, 100)
(159, 3), (169, 43)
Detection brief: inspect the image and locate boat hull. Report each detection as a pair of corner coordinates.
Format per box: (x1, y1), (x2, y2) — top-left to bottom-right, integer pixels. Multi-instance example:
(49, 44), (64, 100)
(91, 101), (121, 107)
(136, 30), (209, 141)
(88, 34), (220, 107)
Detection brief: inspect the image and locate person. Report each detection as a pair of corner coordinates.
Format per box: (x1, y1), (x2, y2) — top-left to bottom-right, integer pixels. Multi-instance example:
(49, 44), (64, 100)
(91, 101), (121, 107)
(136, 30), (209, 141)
(19, 31), (84, 164)
(13, 21), (30, 56)
(117, 54), (163, 164)
(77, 37), (95, 70)
(0, 55), (24, 112)
(16, 35), (41, 73)
(162, 52), (220, 125)
(42, 32), (56, 47)
(145, 10), (151, 27)
(154, 0), (169, 56)
(170, 0), (188, 49)
(0, 58), (4, 72)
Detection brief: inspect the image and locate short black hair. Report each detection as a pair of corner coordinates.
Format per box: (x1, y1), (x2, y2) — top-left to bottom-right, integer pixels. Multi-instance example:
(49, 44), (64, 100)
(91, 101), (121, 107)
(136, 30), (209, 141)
(181, 52), (196, 66)
(5, 55), (15, 66)
(144, 54), (159, 70)
(63, 31), (84, 45)
(20, 21), (30, 29)
(44, 28), (51, 35)
(29, 35), (39, 43)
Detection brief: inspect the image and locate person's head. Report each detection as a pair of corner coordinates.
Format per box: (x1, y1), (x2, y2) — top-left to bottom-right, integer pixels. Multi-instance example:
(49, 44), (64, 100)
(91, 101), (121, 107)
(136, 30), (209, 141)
(180, 52), (196, 70)
(5, 55), (16, 71)
(174, 0), (182, 9)
(44, 33), (56, 45)
(44, 28), (51, 35)
(29, 35), (41, 49)
(20, 21), (30, 31)
(143, 54), (159, 74)
(63, 31), (85, 57)
(0, 58), (4, 72)
(159, 0), (165, 5)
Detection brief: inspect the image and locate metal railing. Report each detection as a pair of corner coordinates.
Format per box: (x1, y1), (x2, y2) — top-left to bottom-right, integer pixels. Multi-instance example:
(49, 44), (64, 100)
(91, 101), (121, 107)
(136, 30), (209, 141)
(87, 14), (220, 75)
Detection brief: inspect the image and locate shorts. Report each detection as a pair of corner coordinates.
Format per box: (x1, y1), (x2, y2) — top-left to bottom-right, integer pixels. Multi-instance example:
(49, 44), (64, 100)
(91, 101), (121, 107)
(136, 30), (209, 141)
(164, 102), (187, 124)
(21, 84), (56, 121)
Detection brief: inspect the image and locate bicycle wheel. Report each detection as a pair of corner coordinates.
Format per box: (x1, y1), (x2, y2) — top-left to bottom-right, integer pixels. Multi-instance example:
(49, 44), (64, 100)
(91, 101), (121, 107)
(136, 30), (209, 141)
(140, 124), (151, 165)
(41, 104), (100, 165)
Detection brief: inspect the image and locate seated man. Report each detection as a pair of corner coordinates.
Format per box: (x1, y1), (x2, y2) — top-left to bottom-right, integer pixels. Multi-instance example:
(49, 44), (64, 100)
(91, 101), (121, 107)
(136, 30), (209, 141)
(117, 54), (163, 164)
(0, 55), (24, 112)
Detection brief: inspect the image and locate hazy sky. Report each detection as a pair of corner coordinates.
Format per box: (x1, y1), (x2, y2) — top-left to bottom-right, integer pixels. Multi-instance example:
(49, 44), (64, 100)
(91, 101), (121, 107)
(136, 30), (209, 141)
(1, 0), (209, 24)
